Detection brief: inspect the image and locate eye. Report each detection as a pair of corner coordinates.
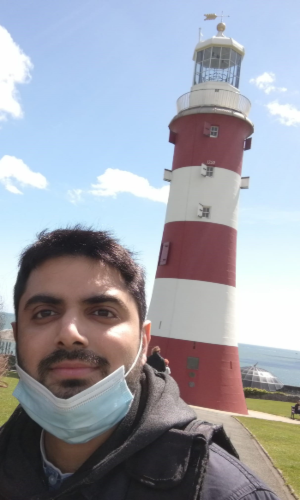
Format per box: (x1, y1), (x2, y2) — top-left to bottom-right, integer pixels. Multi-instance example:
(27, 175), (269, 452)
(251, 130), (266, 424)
(33, 309), (57, 319)
(92, 309), (116, 318)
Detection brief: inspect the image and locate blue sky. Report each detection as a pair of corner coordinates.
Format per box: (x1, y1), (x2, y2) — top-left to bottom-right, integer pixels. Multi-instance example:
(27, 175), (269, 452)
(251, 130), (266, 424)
(0, 0), (299, 350)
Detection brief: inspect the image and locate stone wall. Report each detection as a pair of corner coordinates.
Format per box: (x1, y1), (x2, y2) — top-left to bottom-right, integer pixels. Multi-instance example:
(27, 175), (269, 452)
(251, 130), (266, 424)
(282, 385), (300, 397)
(246, 391), (300, 403)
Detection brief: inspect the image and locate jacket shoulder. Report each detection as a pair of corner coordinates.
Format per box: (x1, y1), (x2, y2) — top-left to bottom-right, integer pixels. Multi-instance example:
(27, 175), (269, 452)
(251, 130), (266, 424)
(202, 443), (280, 500)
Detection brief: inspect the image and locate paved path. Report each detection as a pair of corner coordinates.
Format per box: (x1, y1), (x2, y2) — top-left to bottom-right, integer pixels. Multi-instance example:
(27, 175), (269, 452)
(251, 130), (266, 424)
(248, 410), (300, 425)
(191, 405), (295, 500)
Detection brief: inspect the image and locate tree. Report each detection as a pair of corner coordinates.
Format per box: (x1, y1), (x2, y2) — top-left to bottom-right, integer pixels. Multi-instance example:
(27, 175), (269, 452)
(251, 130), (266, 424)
(0, 297), (4, 330)
(0, 297), (8, 382)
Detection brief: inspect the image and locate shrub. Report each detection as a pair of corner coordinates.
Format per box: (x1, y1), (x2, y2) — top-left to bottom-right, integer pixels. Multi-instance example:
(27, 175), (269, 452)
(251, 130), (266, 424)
(243, 387), (269, 397)
(243, 387), (292, 401)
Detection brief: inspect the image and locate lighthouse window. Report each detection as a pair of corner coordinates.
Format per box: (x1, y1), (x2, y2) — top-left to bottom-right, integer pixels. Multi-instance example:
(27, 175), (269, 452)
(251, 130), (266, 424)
(203, 47), (212, 61)
(211, 46), (221, 69)
(159, 242), (170, 266)
(206, 166), (214, 177)
(194, 47), (242, 88)
(230, 50), (237, 65)
(197, 50), (203, 62)
(202, 207), (210, 218)
(210, 126), (219, 138)
(211, 47), (221, 59)
(220, 47), (230, 69)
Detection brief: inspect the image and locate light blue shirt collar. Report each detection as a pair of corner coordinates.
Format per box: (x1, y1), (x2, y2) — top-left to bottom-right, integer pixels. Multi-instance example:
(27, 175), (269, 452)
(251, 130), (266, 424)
(40, 430), (73, 490)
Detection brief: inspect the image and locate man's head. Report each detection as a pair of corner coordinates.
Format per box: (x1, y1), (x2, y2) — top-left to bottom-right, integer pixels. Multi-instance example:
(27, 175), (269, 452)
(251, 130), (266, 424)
(13, 227), (150, 398)
(151, 346), (160, 354)
(14, 227), (146, 325)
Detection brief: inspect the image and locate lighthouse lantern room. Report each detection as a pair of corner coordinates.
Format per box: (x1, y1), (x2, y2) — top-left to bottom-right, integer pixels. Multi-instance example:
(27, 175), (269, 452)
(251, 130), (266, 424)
(147, 21), (253, 415)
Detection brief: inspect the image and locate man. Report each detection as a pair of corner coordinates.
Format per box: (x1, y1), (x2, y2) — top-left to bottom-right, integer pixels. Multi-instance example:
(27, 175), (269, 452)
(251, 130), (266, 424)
(294, 400), (300, 417)
(0, 227), (279, 499)
(147, 346), (166, 372)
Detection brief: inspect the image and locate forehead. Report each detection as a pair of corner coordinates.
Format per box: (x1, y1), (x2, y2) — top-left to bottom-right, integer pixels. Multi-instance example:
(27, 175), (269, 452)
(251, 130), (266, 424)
(20, 256), (130, 302)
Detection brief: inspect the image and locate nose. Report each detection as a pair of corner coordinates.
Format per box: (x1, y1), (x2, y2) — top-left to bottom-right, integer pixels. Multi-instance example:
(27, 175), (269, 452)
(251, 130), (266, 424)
(55, 314), (88, 349)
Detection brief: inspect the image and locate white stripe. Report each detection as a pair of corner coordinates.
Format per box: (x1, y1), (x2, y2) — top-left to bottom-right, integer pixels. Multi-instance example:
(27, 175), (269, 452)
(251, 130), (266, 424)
(147, 278), (237, 346)
(165, 166), (240, 229)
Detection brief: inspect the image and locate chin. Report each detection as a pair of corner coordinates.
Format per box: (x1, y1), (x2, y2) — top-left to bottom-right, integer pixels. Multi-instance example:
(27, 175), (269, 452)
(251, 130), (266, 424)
(50, 378), (91, 399)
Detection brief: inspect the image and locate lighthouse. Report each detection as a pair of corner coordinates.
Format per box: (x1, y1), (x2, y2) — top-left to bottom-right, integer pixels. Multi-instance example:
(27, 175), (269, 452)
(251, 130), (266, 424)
(147, 21), (253, 414)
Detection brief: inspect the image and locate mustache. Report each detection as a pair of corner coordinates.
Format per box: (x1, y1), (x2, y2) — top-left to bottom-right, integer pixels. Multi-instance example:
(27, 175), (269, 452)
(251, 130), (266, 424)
(38, 349), (110, 379)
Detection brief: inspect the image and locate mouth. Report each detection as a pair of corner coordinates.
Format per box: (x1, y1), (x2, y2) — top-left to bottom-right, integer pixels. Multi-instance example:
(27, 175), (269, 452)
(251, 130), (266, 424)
(37, 349), (110, 387)
(49, 361), (98, 379)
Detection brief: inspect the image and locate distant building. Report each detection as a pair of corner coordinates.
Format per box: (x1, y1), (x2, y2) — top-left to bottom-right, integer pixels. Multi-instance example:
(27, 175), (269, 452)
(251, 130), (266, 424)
(1, 312), (15, 331)
(0, 329), (16, 356)
(241, 364), (284, 392)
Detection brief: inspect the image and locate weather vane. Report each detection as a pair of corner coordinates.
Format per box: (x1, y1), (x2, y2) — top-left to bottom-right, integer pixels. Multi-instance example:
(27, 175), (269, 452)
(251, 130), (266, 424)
(204, 11), (230, 22)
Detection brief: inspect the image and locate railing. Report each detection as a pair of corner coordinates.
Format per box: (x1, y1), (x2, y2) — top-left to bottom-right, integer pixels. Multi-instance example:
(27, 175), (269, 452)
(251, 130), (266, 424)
(0, 340), (16, 355)
(176, 89), (251, 117)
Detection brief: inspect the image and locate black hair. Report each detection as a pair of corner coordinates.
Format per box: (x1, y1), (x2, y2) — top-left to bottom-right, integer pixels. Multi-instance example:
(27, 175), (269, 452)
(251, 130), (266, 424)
(14, 226), (146, 325)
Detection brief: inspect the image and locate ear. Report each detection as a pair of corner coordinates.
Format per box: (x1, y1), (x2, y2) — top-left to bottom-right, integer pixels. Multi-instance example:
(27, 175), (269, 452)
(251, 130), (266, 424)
(141, 320), (151, 365)
(11, 322), (18, 342)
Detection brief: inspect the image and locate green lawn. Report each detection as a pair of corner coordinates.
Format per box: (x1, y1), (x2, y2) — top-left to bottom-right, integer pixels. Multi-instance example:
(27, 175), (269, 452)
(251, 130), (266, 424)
(246, 398), (297, 419)
(0, 373), (19, 425)
(238, 417), (300, 497)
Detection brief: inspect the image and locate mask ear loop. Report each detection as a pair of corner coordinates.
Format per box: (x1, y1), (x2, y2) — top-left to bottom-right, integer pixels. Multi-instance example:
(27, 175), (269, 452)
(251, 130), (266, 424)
(125, 334), (144, 378)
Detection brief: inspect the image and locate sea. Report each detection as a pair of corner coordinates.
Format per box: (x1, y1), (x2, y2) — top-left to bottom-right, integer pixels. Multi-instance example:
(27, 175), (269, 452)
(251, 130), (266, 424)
(238, 343), (300, 387)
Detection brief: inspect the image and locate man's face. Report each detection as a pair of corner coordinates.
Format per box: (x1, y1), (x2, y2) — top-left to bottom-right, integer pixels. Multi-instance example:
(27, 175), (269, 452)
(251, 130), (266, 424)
(13, 256), (150, 398)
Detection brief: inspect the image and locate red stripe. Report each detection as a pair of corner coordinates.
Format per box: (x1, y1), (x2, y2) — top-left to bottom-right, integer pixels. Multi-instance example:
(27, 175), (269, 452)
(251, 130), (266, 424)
(156, 221), (236, 287)
(148, 336), (247, 414)
(169, 113), (252, 175)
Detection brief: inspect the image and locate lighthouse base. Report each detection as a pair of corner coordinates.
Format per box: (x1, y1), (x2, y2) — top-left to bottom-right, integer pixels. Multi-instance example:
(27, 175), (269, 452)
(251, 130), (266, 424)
(148, 336), (248, 415)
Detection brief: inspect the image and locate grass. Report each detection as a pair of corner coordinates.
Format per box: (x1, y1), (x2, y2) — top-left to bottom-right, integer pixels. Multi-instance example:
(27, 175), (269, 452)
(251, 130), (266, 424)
(245, 398), (298, 419)
(0, 372), (19, 425)
(237, 417), (300, 497)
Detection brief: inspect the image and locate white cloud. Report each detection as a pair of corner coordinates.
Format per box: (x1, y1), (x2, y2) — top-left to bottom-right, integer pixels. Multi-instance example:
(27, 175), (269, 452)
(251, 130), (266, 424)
(5, 183), (22, 195)
(90, 168), (169, 204)
(0, 26), (33, 120)
(265, 100), (300, 127)
(249, 73), (300, 127)
(250, 72), (287, 94)
(67, 189), (83, 204)
(0, 155), (48, 194)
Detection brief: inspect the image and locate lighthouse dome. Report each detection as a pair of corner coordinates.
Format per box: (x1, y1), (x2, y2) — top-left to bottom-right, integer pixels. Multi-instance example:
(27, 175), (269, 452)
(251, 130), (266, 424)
(193, 24), (245, 90)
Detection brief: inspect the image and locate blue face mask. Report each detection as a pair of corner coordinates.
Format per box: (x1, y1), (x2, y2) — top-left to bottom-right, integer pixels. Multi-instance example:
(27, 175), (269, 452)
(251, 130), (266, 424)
(13, 341), (142, 444)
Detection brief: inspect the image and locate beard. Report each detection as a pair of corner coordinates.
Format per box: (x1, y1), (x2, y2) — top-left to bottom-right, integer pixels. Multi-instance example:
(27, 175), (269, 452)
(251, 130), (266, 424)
(17, 346), (143, 399)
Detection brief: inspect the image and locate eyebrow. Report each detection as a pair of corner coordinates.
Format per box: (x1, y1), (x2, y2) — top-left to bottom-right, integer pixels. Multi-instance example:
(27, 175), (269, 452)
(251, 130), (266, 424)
(23, 293), (128, 312)
(82, 294), (129, 312)
(24, 294), (63, 310)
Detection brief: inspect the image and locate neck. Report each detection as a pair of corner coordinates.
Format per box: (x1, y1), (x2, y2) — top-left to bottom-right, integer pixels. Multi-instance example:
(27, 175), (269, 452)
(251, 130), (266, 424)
(44, 426), (117, 473)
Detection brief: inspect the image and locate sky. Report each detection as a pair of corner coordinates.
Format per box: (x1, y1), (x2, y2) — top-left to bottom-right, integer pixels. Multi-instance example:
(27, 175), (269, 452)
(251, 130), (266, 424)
(0, 0), (299, 350)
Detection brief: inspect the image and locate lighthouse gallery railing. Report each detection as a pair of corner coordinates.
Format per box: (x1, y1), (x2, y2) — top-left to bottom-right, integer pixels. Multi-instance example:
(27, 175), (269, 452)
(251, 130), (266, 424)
(177, 89), (251, 117)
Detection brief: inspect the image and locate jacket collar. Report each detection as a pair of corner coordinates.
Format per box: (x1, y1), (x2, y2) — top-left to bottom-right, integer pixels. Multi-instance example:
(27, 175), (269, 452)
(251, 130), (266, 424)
(0, 366), (197, 499)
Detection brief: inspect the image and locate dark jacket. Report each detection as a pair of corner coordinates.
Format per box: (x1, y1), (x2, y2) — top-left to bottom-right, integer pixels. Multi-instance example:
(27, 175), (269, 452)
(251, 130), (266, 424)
(147, 351), (166, 372)
(0, 366), (279, 500)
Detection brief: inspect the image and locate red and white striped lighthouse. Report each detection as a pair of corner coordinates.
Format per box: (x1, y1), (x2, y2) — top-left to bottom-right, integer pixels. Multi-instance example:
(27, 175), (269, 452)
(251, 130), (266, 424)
(148, 22), (253, 414)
